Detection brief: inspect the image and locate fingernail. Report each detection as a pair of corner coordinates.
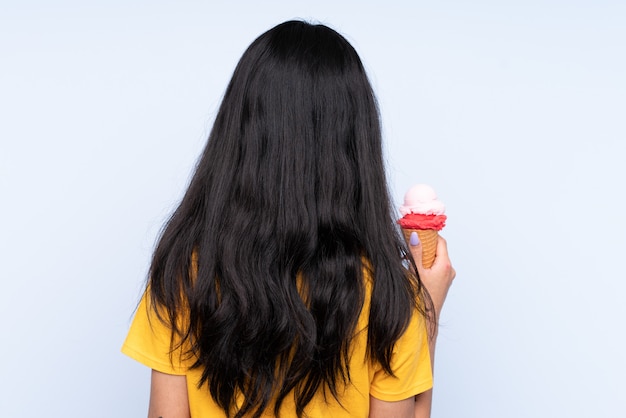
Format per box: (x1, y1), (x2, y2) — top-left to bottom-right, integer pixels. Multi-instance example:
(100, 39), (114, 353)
(409, 232), (420, 246)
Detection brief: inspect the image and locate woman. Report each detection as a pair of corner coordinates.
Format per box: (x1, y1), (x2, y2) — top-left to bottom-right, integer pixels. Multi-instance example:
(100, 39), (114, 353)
(122, 20), (455, 418)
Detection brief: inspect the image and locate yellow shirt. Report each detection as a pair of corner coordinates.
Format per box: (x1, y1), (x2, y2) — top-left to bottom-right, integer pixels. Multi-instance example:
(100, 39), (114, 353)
(122, 269), (432, 417)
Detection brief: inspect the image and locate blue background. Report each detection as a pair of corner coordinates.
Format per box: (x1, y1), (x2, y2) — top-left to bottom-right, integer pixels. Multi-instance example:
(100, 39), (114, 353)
(1, 1), (624, 416)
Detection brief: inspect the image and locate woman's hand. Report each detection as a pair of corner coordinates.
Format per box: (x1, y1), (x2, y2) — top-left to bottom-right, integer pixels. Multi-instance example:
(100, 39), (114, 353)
(408, 232), (456, 318)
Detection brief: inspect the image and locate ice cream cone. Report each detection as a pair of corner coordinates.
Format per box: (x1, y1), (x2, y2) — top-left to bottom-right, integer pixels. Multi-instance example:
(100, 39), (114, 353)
(402, 228), (439, 268)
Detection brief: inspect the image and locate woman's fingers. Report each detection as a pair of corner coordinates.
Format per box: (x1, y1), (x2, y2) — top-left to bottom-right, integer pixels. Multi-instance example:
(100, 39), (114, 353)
(432, 236), (455, 280)
(416, 235), (455, 316)
(408, 231), (423, 270)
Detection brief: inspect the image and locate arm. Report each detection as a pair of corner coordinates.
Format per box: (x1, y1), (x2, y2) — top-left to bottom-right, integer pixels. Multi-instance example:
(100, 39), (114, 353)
(148, 370), (191, 418)
(370, 395), (415, 418)
(409, 234), (456, 418)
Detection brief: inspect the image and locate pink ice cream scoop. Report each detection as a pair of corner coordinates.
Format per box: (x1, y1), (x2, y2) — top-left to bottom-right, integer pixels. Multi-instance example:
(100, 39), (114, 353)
(398, 184), (446, 268)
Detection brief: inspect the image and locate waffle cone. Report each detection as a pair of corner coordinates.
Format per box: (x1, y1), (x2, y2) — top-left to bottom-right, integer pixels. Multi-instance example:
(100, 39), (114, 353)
(402, 228), (439, 268)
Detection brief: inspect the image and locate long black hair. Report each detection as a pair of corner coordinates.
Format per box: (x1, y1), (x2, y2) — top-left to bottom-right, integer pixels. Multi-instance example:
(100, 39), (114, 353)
(149, 20), (429, 418)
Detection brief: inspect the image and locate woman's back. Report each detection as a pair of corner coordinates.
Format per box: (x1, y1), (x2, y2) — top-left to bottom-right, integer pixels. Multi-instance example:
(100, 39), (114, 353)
(122, 262), (432, 417)
(122, 20), (435, 418)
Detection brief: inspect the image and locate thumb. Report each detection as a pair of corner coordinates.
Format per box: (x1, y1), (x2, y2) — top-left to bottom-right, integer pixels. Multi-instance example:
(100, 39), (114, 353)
(408, 231), (424, 272)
